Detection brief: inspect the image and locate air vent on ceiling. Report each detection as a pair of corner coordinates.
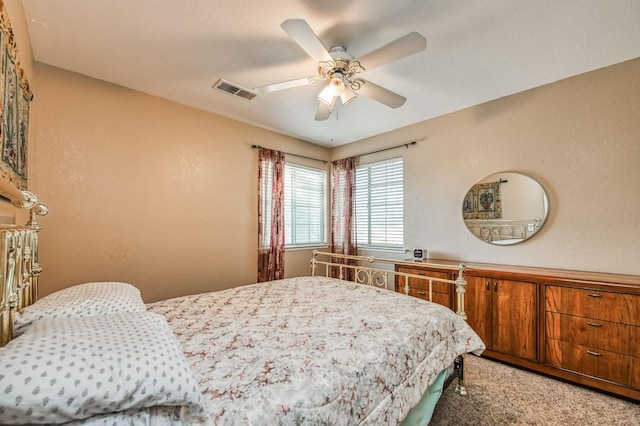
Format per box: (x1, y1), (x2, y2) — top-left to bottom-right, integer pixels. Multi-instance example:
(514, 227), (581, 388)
(213, 79), (257, 101)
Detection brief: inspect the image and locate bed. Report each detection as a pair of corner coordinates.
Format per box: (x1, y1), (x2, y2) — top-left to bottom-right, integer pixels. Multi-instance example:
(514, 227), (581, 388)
(0, 184), (484, 425)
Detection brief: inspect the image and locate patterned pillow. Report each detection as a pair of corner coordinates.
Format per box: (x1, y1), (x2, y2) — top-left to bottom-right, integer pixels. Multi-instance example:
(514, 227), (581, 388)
(0, 311), (208, 424)
(13, 282), (147, 337)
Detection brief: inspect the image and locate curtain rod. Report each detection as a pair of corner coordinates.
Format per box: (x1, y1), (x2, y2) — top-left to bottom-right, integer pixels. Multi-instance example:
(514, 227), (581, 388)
(352, 141), (417, 158)
(251, 145), (328, 164)
(251, 140), (417, 165)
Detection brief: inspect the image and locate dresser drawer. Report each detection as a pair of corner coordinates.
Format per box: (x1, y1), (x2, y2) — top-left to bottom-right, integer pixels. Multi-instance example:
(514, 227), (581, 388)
(397, 268), (451, 294)
(631, 357), (640, 390)
(407, 289), (451, 308)
(545, 339), (635, 388)
(545, 312), (640, 357)
(545, 285), (640, 326)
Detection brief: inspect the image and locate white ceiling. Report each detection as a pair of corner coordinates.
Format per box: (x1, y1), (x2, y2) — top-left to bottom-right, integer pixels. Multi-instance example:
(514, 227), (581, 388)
(21, 0), (640, 147)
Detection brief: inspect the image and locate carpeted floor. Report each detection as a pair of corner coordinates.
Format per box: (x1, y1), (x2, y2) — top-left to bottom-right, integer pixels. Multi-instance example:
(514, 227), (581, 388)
(429, 355), (640, 425)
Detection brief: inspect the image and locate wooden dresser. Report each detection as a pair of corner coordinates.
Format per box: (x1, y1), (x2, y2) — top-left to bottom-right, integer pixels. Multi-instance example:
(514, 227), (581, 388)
(394, 260), (640, 401)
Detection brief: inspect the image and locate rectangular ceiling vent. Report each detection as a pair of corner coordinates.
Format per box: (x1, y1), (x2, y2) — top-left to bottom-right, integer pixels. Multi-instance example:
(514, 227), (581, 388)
(213, 79), (257, 101)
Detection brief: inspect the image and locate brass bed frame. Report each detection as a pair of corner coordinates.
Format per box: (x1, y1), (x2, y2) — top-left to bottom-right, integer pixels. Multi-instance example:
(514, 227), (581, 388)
(310, 250), (470, 396)
(0, 178), (48, 347)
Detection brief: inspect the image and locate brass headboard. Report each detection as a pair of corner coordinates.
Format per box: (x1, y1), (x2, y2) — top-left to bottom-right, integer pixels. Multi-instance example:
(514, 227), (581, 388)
(0, 178), (48, 347)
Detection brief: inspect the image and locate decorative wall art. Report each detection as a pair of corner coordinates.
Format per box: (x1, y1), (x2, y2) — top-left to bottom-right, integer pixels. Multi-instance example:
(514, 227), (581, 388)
(462, 189), (474, 215)
(462, 180), (502, 220)
(0, 0), (33, 191)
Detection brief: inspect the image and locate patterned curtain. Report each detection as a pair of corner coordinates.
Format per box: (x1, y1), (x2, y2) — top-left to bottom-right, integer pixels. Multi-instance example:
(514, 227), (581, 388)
(258, 149), (286, 282)
(331, 157), (357, 279)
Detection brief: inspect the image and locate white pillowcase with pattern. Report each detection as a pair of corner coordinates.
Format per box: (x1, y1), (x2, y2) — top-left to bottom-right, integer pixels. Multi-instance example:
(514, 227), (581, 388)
(0, 311), (208, 425)
(13, 281), (147, 337)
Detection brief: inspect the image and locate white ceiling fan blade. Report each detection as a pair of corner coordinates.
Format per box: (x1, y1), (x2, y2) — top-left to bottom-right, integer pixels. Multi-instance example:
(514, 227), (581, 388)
(281, 19), (334, 67)
(253, 76), (320, 94)
(356, 80), (406, 108)
(315, 99), (333, 121)
(356, 31), (426, 71)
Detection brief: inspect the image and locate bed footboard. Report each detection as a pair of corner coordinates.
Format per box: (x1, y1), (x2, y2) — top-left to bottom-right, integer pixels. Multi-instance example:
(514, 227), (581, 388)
(310, 251), (470, 396)
(310, 251), (467, 318)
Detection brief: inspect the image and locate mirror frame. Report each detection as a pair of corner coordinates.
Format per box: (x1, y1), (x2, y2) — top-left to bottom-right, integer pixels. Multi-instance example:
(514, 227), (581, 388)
(462, 172), (549, 245)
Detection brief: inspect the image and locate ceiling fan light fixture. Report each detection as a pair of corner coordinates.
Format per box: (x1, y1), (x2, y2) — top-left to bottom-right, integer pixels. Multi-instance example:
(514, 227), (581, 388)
(319, 73), (347, 105)
(318, 84), (335, 105)
(328, 75), (345, 96)
(340, 87), (356, 105)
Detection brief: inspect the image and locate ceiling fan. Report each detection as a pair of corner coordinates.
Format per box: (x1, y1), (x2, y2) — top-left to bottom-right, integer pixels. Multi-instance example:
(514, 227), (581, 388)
(253, 19), (427, 121)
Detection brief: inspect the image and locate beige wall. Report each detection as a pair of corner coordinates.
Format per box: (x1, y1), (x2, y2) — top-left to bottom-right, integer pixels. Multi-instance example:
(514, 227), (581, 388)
(7, 2), (640, 304)
(333, 58), (640, 275)
(4, 1), (32, 78)
(29, 64), (329, 302)
(8, 0), (328, 301)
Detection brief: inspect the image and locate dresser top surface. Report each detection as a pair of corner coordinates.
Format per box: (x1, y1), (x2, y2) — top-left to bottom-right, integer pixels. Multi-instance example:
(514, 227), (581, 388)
(400, 259), (640, 288)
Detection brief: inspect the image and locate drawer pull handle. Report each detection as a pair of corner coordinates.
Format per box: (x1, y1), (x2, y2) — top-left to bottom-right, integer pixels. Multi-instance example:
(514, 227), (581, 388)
(587, 350), (602, 357)
(485, 281), (490, 291)
(586, 322), (603, 328)
(417, 291), (426, 296)
(587, 293), (602, 298)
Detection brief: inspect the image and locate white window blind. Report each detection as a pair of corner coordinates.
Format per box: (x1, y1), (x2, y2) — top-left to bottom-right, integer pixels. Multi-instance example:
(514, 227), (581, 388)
(355, 158), (404, 248)
(284, 163), (327, 246)
(332, 168), (348, 246)
(258, 156), (275, 249)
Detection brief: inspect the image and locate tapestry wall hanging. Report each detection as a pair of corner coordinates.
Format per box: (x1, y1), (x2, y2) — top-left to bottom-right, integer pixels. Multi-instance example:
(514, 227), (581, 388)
(463, 180), (502, 220)
(0, 0), (33, 190)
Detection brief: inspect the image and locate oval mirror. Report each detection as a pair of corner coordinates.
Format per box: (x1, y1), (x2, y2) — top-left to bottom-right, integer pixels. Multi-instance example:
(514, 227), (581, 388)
(462, 172), (549, 245)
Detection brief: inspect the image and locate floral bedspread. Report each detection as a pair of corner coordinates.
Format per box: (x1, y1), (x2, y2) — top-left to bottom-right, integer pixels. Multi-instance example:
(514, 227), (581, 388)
(147, 276), (485, 425)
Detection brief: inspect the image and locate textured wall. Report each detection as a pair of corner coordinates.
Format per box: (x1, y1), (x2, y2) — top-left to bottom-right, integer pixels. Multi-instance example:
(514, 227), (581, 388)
(29, 64), (329, 302)
(8, 0), (640, 300)
(333, 58), (640, 275)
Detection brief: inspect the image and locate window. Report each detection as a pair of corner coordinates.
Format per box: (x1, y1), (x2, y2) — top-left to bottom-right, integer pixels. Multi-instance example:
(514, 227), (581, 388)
(284, 162), (327, 246)
(355, 158), (404, 248)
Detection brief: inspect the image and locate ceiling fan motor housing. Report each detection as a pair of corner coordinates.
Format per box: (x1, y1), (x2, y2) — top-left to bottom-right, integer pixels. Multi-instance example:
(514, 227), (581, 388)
(321, 46), (365, 90)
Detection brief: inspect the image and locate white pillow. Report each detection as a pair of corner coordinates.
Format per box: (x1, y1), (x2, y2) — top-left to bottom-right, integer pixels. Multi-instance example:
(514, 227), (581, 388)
(13, 282), (147, 337)
(0, 311), (208, 424)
